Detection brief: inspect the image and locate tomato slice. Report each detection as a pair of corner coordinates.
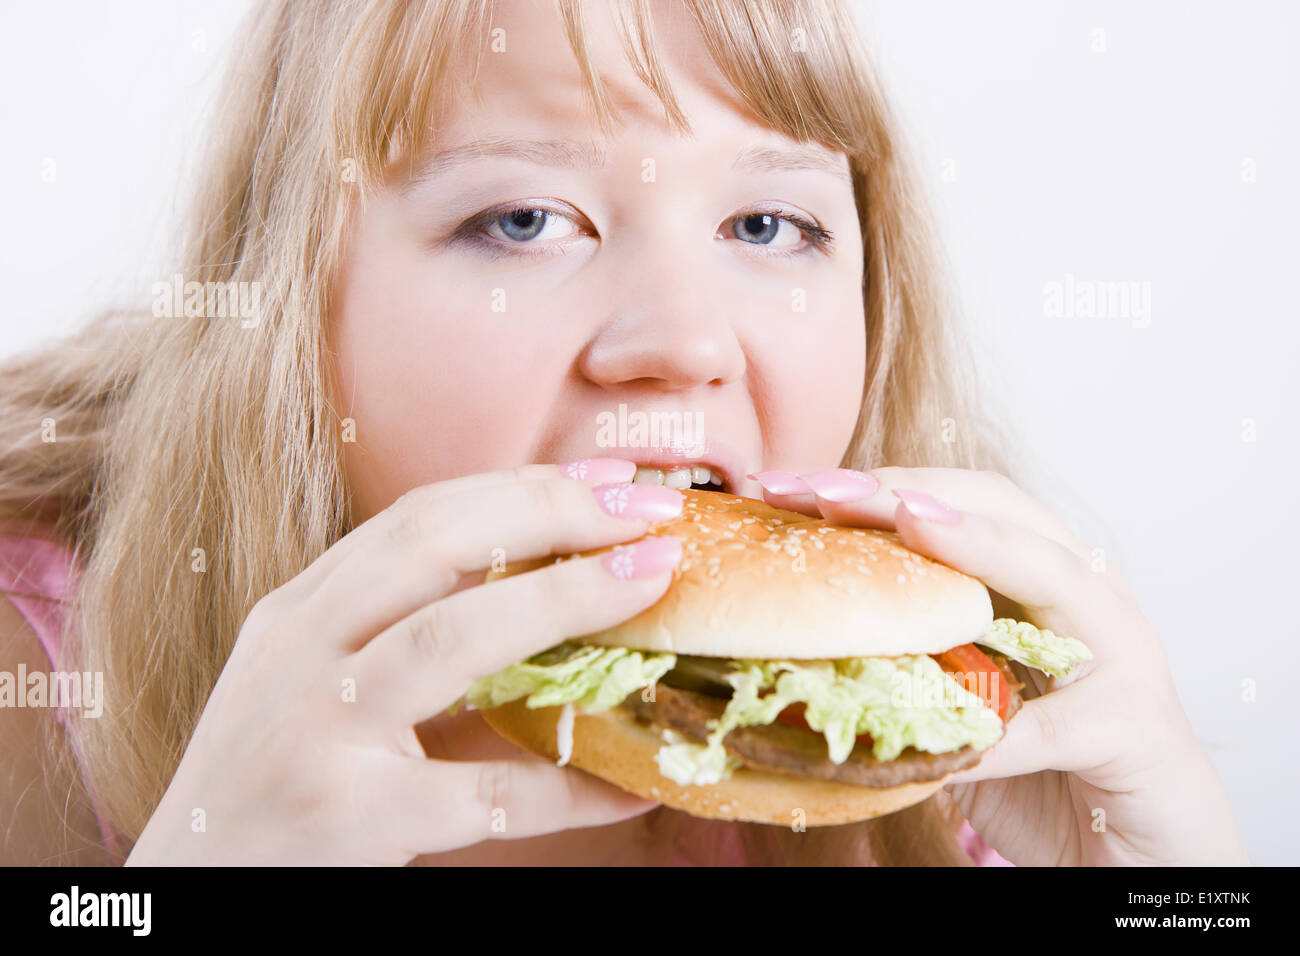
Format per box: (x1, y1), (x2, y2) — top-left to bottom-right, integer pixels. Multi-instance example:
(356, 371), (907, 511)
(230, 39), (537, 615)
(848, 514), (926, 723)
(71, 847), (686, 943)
(775, 702), (874, 747)
(775, 701), (813, 732)
(934, 644), (1008, 722)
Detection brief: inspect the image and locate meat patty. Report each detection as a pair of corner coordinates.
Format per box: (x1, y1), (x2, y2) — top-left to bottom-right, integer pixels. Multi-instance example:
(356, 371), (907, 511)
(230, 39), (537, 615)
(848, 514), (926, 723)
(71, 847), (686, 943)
(622, 651), (1025, 788)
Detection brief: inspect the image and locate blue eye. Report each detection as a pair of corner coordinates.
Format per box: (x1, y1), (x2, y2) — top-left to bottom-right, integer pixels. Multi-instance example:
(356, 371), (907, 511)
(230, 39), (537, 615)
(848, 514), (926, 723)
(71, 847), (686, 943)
(453, 203), (833, 259)
(727, 211), (834, 255)
(497, 209), (545, 241)
(484, 207), (583, 244)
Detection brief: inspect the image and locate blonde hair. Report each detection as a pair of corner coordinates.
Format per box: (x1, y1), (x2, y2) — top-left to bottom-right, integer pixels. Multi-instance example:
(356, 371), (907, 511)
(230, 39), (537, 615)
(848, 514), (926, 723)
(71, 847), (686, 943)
(0, 0), (1015, 866)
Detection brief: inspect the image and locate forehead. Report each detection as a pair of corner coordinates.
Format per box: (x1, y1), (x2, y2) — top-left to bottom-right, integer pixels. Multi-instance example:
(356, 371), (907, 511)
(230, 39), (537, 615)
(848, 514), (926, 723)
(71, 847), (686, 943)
(424, 0), (850, 179)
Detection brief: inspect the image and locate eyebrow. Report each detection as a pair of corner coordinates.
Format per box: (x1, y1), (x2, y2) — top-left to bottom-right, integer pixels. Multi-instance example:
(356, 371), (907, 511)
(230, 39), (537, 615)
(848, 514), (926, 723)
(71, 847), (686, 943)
(400, 137), (852, 192)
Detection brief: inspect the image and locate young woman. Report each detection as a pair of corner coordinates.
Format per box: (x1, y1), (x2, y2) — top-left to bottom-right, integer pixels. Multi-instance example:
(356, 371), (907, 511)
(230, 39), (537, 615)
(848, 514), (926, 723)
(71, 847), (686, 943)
(0, 0), (1247, 866)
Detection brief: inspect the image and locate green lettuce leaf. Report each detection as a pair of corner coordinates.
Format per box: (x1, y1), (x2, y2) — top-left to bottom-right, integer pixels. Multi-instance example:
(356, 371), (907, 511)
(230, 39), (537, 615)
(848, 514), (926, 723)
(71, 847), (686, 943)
(460, 617), (1089, 788)
(975, 618), (1093, 678)
(463, 642), (676, 712)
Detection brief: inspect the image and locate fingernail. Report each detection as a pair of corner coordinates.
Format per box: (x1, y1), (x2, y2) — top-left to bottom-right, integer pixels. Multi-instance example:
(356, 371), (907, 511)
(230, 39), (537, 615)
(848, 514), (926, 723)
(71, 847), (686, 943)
(601, 535), (682, 580)
(747, 470), (812, 495)
(799, 468), (880, 502)
(892, 488), (960, 525)
(593, 482), (684, 521)
(559, 458), (637, 484)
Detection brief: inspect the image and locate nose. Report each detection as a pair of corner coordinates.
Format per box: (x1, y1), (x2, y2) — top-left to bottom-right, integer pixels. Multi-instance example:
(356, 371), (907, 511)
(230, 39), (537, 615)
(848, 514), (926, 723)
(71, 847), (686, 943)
(576, 246), (747, 391)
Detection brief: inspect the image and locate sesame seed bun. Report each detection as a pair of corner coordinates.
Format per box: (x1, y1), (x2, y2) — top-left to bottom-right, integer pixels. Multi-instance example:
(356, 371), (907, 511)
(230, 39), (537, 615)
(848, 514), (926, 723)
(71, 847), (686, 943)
(487, 488), (994, 658)
(477, 489), (992, 826)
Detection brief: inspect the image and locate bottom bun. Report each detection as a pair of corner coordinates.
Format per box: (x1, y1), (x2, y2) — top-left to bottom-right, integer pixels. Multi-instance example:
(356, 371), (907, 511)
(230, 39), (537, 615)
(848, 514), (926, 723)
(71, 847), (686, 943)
(480, 698), (950, 827)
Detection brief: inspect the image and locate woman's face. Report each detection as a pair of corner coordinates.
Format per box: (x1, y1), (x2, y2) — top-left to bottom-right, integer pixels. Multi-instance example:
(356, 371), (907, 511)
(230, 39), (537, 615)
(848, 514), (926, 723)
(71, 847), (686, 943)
(331, 0), (865, 524)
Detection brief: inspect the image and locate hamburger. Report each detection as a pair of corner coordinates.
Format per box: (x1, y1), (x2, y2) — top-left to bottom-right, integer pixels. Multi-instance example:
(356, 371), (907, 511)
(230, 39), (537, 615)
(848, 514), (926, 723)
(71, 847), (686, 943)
(461, 488), (1092, 826)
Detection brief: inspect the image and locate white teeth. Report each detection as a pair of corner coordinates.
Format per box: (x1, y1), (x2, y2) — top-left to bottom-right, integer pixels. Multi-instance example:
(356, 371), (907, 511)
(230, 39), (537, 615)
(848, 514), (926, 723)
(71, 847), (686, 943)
(664, 468), (692, 490)
(632, 464), (724, 489)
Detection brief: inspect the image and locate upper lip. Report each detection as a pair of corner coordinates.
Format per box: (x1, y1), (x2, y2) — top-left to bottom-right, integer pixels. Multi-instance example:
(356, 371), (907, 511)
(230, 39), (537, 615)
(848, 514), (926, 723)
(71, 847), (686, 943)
(590, 439), (746, 495)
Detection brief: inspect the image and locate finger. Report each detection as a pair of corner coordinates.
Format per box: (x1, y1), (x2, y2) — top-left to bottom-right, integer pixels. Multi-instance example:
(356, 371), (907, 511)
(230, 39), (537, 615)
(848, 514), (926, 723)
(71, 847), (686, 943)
(743, 470), (822, 517)
(303, 470), (681, 653)
(347, 536), (683, 724)
(268, 465), (567, 606)
(267, 460), (638, 606)
(816, 467), (1089, 560)
(747, 466), (1074, 551)
(944, 686), (1110, 781)
(390, 756), (660, 853)
(890, 491), (1126, 658)
(751, 466), (1137, 606)
(748, 465), (1127, 598)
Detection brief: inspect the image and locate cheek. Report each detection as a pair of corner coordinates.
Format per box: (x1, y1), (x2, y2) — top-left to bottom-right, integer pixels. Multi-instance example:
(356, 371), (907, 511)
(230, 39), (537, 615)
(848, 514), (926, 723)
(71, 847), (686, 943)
(748, 281), (866, 467)
(330, 239), (567, 519)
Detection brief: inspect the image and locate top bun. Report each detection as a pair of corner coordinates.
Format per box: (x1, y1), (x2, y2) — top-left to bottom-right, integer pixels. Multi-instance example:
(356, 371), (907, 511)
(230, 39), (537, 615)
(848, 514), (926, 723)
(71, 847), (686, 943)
(489, 488), (993, 659)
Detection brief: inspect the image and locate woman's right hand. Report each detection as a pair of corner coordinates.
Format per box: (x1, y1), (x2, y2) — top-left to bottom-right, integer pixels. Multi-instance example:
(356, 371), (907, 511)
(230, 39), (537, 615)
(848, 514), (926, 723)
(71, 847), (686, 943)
(125, 460), (683, 865)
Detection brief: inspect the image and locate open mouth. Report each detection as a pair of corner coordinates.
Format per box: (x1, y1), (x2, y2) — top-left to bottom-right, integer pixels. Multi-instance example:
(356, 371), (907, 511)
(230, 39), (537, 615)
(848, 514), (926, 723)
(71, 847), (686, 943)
(630, 463), (729, 494)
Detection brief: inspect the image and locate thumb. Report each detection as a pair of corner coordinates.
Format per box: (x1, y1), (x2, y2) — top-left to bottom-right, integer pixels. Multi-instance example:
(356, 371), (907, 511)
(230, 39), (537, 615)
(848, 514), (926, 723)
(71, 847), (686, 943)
(946, 683), (1104, 783)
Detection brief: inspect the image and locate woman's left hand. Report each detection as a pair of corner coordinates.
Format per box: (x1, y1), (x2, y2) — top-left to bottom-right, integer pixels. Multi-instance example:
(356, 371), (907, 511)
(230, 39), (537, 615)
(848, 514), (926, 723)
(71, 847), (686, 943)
(749, 466), (1250, 866)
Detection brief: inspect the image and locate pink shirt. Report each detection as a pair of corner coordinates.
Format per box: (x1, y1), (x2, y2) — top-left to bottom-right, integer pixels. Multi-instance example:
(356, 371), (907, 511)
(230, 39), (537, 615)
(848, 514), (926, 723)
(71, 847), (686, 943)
(1, 530), (1011, 867)
(0, 531), (126, 865)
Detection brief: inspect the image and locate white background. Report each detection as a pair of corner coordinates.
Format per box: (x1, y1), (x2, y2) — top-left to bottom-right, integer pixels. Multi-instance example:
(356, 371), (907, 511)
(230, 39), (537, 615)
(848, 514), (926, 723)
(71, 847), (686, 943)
(1, 1), (1295, 863)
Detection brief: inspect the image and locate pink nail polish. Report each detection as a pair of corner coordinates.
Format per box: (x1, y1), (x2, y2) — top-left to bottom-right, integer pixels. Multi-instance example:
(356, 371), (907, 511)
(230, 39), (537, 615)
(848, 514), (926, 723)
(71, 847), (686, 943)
(592, 482), (683, 521)
(602, 536), (682, 580)
(892, 488), (960, 525)
(747, 470), (813, 495)
(559, 458), (637, 484)
(799, 469), (880, 502)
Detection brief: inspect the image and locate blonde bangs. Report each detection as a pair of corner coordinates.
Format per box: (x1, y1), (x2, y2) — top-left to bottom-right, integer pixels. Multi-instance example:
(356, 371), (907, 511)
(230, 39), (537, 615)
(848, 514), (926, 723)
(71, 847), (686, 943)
(330, 0), (879, 189)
